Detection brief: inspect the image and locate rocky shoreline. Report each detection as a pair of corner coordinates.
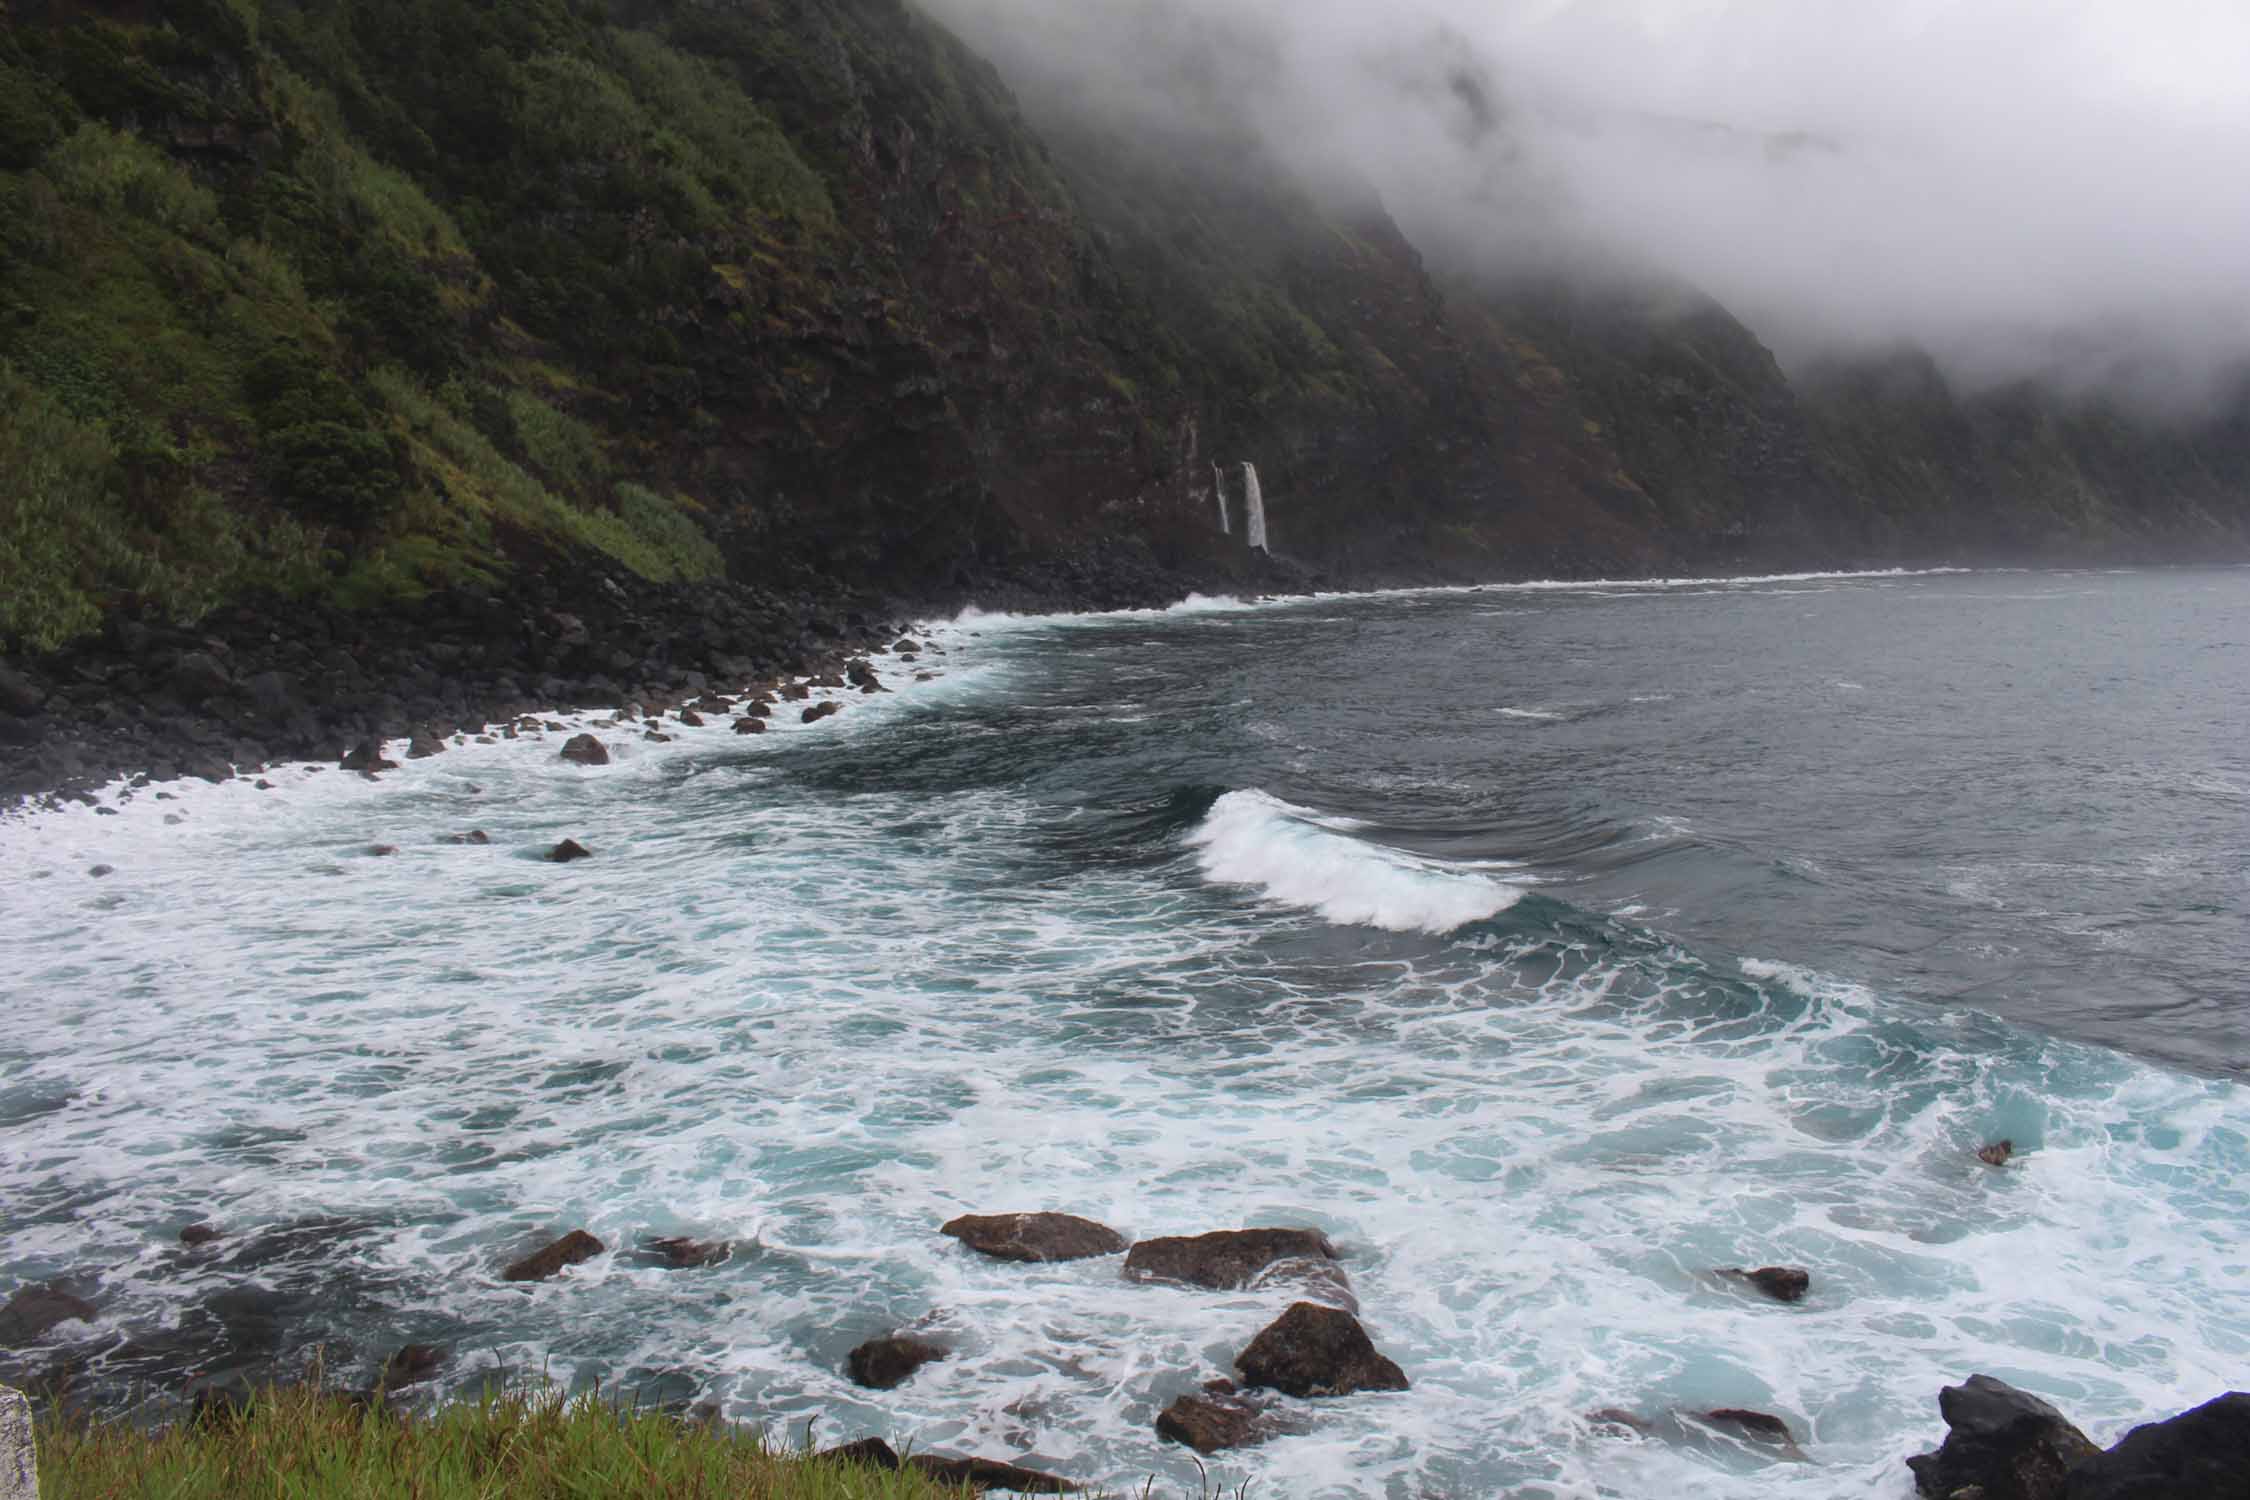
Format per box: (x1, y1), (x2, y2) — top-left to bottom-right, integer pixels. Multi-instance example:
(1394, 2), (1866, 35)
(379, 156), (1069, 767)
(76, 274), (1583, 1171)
(6, 1202), (2243, 1494)
(0, 539), (1316, 809)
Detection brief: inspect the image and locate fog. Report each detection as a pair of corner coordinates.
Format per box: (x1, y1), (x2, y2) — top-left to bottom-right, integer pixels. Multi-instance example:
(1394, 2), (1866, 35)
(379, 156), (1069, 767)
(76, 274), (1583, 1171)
(920, 0), (2250, 408)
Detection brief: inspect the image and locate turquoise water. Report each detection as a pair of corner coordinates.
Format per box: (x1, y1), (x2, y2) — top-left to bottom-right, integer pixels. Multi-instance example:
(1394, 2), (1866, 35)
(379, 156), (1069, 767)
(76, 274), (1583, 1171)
(2, 568), (2245, 1497)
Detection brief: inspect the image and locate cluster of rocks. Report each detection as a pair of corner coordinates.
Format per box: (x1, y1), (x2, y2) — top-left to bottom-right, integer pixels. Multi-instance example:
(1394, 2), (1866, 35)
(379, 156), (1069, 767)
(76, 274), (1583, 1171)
(0, 556), (942, 806)
(1909, 1373), (2249, 1500)
(830, 1212), (1410, 1472)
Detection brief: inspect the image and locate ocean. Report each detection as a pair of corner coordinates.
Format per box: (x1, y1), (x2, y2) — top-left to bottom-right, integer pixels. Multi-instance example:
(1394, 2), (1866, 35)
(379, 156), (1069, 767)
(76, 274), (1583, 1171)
(2, 566), (2245, 1497)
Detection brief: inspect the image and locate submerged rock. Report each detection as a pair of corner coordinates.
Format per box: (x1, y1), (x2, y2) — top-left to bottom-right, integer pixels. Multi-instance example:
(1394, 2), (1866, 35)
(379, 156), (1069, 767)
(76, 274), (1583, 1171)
(1700, 1408), (1806, 1460)
(1156, 1380), (1305, 1454)
(846, 1334), (948, 1390)
(1979, 1140), (2016, 1167)
(0, 1284), (97, 1347)
(1124, 1227), (1337, 1291)
(442, 830), (491, 846)
(545, 839), (593, 863)
(1718, 1265), (1810, 1303)
(502, 1229), (604, 1283)
(1234, 1302), (1408, 1398)
(636, 1236), (729, 1269)
(732, 717), (768, 735)
(1250, 1255), (1358, 1312)
(942, 1213), (1129, 1263)
(2064, 1392), (2250, 1500)
(558, 734), (609, 766)
(1908, 1374), (2099, 1500)
(179, 1224), (223, 1247)
(905, 1454), (1079, 1494)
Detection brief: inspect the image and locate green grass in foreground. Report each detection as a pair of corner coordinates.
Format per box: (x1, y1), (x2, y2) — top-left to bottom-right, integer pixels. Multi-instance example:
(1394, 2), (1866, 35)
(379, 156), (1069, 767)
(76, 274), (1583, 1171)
(36, 1384), (977, 1500)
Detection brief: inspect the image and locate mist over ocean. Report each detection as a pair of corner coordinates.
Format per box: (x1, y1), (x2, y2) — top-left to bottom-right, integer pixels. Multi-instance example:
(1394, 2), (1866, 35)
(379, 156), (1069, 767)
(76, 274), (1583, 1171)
(3, 566), (2245, 1497)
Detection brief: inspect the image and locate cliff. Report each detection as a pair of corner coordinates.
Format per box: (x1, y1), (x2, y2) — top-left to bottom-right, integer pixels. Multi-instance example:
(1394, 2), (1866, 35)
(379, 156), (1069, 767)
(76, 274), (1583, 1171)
(3, 0), (2248, 664)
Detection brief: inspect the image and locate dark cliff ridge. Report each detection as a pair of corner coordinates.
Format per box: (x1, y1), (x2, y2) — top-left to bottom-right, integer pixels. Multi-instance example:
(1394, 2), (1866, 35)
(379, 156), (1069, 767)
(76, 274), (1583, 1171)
(3, 0), (2249, 796)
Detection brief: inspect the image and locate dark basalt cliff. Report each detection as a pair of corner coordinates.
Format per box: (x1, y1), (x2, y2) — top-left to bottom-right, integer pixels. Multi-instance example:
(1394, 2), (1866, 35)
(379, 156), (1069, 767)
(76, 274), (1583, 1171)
(3, 0), (2248, 666)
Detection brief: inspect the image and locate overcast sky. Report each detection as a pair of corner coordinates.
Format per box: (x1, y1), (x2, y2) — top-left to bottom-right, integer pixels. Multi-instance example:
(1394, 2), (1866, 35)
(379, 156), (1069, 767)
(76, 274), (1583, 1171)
(923, 0), (2250, 406)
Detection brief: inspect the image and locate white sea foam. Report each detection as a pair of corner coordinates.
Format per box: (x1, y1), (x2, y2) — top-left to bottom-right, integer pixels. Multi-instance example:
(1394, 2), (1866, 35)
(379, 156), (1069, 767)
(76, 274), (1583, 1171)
(1188, 789), (1526, 934)
(1499, 706), (1566, 721)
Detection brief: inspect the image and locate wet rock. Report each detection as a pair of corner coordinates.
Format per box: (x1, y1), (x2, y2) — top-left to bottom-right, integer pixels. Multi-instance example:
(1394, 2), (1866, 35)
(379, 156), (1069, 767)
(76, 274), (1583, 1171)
(739, 700), (772, 719)
(905, 1454), (1080, 1494)
(87, 865), (114, 879)
(802, 701), (842, 724)
(2063, 1392), (2250, 1500)
(676, 709), (704, 728)
(635, 1237), (729, 1269)
(545, 839), (593, 863)
(1979, 1140), (2015, 1167)
(1250, 1255), (1358, 1313)
(817, 1436), (901, 1469)
(1718, 1265), (1810, 1303)
(846, 659), (880, 689)
(180, 1223), (222, 1247)
(502, 1229), (604, 1283)
(1156, 1381), (1303, 1453)
(780, 683), (811, 701)
(1124, 1227), (1337, 1291)
(442, 830), (491, 846)
(340, 740), (397, 774)
(894, 638), (923, 654)
(559, 734), (609, 766)
(0, 1284), (97, 1347)
(942, 1213), (1129, 1263)
(1700, 1409), (1806, 1459)
(732, 717), (768, 735)
(377, 1343), (447, 1392)
(406, 732), (446, 760)
(846, 1335), (948, 1390)
(1234, 1302), (1408, 1398)
(1908, 1374), (2099, 1500)
(643, 731), (673, 743)
(1587, 1407), (1657, 1436)
(368, 845), (399, 857)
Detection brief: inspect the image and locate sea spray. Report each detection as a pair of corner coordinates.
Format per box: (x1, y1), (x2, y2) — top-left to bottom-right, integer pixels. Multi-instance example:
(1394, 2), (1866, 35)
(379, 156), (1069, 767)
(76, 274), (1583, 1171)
(1243, 462), (1268, 552)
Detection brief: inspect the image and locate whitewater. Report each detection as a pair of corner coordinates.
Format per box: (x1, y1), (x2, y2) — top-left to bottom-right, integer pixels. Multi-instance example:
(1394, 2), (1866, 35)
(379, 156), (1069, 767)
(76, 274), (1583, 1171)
(2, 566), (2246, 1498)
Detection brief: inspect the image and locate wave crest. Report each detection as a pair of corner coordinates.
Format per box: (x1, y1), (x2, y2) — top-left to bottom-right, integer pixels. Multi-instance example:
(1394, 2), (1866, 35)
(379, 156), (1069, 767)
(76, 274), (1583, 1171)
(1188, 789), (1525, 934)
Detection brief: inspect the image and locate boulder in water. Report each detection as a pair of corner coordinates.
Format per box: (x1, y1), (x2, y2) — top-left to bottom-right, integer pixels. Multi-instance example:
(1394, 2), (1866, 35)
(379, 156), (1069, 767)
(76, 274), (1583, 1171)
(443, 831), (491, 846)
(1979, 1140), (2015, 1167)
(1124, 1227), (1337, 1291)
(407, 732), (446, 760)
(1907, 1374), (2099, 1499)
(0, 1283), (97, 1346)
(1718, 1265), (1810, 1303)
(1234, 1302), (1408, 1398)
(636, 1236), (730, 1269)
(1699, 1409), (1807, 1460)
(545, 839), (593, 863)
(502, 1229), (604, 1283)
(846, 1334), (947, 1390)
(802, 701), (842, 724)
(1156, 1380), (1304, 1453)
(340, 740), (397, 774)
(732, 717), (767, 735)
(942, 1213), (1128, 1263)
(2063, 1392), (2250, 1500)
(179, 1224), (222, 1247)
(558, 734), (609, 766)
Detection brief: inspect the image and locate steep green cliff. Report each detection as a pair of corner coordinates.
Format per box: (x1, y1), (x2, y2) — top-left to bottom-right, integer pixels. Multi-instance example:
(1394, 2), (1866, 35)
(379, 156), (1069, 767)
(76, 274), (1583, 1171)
(2, 0), (2245, 653)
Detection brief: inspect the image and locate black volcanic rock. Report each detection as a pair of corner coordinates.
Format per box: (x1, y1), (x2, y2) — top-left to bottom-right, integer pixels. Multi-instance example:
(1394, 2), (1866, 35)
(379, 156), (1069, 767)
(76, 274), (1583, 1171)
(2065, 1392), (2250, 1500)
(942, 1212), (1128, 1263)
(1908, 1374), (2100, 1500)
(1234, 1302), (1407, 1398)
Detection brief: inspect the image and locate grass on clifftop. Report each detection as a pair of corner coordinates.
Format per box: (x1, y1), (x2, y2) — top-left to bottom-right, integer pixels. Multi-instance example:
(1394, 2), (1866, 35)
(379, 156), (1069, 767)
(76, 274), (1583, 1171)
(37, 1384), (975, 1500)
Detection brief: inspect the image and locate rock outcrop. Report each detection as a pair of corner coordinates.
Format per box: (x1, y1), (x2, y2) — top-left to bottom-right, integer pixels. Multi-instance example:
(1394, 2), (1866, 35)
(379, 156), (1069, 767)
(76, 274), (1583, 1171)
(1908, 1375), (2101, 1500)
(1234, 1302), (1408, 1398)
(845, 1335), (947, 1391)
(1155, 1380), (1304, 1454)
(2064, 1392), (2250, 1500)
(502, 1230), (604, 1283)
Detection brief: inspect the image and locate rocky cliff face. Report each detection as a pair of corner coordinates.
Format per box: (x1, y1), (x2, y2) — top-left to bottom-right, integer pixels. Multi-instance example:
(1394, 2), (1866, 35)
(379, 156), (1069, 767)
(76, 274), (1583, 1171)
(1, 0), (2246, 662)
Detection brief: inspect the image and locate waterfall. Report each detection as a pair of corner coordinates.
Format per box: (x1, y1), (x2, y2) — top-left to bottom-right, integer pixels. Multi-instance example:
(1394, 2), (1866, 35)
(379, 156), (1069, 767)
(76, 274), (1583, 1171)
(1242, 462), (1268, 552)
(1211, 462), (1229, 535)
